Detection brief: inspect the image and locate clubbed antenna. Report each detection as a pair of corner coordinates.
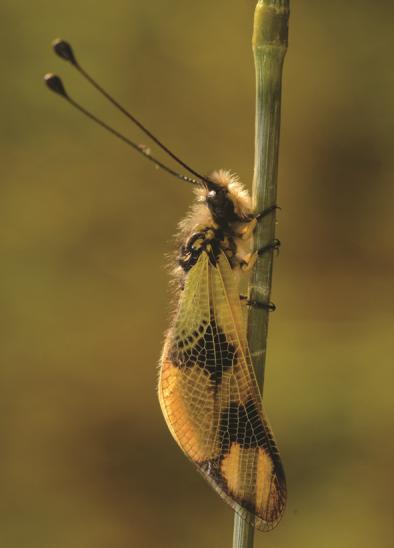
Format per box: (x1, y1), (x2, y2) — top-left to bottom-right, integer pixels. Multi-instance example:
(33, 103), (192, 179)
(44, 73), (68, 97)
(50, 38), (218, 189)
(44, 73), (201, 186)
(52, 39), (78, 66)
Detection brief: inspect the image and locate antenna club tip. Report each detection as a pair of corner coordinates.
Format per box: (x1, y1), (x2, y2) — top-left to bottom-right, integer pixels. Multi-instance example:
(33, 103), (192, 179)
(44, 73), (68, 98)
(52, 38), (78, 66)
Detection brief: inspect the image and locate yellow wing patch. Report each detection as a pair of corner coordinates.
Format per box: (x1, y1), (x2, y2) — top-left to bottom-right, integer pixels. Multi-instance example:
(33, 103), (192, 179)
(158, 251), (286, 531)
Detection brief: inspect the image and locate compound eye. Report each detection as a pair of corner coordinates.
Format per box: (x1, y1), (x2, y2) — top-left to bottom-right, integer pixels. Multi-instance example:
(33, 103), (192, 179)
(207, 190), (216, 200)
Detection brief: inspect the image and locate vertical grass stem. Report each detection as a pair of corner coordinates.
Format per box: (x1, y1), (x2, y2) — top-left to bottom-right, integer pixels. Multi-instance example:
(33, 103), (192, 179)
(232, 1), (289, 546)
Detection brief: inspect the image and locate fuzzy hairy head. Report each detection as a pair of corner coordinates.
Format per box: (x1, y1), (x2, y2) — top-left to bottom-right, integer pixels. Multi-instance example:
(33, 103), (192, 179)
(178, 169), (252, 243)
(173, 170), (253, 281)
(177, 170), (252, 240)
(195, 170), (252, 225)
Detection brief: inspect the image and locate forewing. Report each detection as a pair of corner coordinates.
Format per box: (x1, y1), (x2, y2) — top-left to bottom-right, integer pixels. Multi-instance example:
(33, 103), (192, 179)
(159, 251), (286, 531)
(159, 253), (215, 461)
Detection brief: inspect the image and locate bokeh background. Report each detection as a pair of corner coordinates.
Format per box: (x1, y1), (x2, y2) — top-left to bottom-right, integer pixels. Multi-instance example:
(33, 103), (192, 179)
(2, 1), (394, 547)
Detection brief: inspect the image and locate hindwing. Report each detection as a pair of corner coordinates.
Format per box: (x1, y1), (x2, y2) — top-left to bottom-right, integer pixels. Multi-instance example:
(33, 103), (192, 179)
(158, 251), (286, 531)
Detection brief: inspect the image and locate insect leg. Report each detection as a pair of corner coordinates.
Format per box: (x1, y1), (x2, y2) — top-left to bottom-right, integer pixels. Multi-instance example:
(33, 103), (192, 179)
(248, 299), (276, 311)
(257, 238), (281, 256)
(240, 252), (257, 272)
(253, 204), (281, 220)
(240, 294), (276, 311)
(238, 206), (280, 240)
(240, 239), (280, 273)
(240, 240), (280, 309)
(237, 217), (257, 240)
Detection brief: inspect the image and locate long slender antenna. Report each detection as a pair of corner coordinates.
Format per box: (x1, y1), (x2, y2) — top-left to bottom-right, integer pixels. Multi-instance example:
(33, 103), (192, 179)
(44, 73), (201, 186)
(51, 38), (216, 188)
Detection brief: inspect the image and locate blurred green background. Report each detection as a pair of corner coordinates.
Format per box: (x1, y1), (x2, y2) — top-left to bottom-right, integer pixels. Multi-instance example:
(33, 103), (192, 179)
(1, 1), (393, 547)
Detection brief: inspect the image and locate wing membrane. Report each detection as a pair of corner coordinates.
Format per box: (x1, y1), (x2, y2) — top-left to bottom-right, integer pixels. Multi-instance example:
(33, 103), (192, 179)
(159, 251), (286, 530)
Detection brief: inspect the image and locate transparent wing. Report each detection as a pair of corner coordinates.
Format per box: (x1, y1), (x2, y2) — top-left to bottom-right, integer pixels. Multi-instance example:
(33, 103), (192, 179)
(158, 251), (286, 531)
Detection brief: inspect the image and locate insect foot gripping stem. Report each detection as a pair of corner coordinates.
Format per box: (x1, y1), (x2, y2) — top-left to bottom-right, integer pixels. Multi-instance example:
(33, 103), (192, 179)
(254, 204), (281, 220)
(241, 238), (280, 311)
(257, 238), (281, 256)
(247, 299), (276, 311)
(245, 239), (281, 310)
(240, 294), (276, 311)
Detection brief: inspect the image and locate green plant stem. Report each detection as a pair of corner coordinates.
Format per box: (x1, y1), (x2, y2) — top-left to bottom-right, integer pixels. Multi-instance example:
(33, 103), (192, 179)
(232, 1), (289, 547)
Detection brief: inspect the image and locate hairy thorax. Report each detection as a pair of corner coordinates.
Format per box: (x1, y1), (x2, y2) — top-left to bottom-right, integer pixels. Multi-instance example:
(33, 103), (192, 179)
(174, 170), (255, 279)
